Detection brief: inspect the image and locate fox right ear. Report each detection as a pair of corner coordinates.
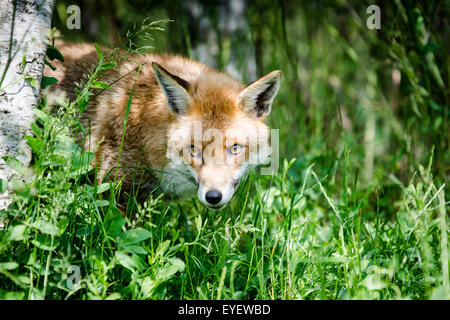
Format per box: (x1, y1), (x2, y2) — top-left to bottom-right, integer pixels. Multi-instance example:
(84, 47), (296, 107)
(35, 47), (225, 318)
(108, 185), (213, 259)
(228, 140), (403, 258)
(237, 70), (281, 119)
(152, 62), (191, 115)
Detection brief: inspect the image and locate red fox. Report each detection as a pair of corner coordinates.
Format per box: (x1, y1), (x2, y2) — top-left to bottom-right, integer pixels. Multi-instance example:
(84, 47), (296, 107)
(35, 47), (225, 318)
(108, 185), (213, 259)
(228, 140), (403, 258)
(44, 42), (281, 209)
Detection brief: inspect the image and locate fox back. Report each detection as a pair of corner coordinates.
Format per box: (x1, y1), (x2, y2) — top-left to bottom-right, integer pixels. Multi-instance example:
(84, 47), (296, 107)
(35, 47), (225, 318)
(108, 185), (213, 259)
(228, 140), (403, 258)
(44, 42), (281, 209)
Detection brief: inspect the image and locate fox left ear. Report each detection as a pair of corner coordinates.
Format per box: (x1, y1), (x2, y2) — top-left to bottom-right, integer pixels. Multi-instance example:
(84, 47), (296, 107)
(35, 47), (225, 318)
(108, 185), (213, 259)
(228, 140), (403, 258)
(237, 70), (282, 118)
(152, 62), (192, 115)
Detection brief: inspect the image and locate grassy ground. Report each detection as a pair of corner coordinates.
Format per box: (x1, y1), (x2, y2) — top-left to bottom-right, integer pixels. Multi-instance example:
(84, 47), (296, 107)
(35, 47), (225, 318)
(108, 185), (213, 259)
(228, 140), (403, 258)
(0, 1), (448, 299)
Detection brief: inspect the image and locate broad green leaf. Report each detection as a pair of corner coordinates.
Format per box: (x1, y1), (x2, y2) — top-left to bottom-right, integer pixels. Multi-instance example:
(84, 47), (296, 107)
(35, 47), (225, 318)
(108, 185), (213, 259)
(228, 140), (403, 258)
(96, 183), (111, 194)
(2, 156), (28, 177)
(40, 76), (58, 88)
(104, 206), (125, 237)
(115, 251), (135, 271)
(156, 258), (185, 280)
(5, 225), (28, 241)
(33, 220), (59, 236)
(0, 290), (25, 300)
(140, 277), (160, 299)
(105, 293), (122, 300)
(46, 45), (64, 62)
(115, 251), (145, 272)
(125, 245), (147, 255)
(0, 262), (19, 271)
(363, 274), (387, 290)
(118, 228), (151, 245)
(53, 137), (79, 160)
(57, 217), (69, 235)
(70, 151), (94, 170)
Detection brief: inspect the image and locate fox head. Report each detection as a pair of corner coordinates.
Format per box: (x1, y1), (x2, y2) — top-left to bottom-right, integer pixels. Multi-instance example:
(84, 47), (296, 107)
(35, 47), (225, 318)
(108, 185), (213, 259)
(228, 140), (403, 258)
(152, 62), (281, 209)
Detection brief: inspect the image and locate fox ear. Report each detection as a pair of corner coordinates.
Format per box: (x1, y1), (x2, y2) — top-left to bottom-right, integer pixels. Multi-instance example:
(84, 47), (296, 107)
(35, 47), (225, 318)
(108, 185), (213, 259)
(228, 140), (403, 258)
(152, 62), (191, 115)
(238, 70), (282, 118)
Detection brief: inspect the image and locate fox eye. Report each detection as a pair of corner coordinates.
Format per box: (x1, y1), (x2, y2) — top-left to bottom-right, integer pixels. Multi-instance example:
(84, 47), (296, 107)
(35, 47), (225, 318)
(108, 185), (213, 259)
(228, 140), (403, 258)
(228, 144), (243, 155)
(189, 145), (201, 158)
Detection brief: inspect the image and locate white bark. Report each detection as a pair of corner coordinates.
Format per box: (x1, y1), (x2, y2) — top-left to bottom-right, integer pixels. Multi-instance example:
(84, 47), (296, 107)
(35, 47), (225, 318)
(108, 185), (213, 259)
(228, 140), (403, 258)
(0, 0), (55, 214)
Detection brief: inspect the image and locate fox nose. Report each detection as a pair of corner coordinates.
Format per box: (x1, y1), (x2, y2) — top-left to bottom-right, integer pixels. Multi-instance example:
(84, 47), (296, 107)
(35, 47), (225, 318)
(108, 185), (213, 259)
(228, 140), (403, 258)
(205, 190), (222, 205)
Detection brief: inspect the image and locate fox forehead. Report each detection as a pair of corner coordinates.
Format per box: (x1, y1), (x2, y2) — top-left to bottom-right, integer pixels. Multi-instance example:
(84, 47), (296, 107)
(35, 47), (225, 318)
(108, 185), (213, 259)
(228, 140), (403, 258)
(168, 74), (268, 141)
(188, 73), (246, 126)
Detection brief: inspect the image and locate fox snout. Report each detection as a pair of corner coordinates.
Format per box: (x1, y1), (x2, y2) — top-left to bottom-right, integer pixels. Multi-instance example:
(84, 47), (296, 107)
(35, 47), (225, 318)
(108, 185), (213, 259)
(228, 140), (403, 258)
(197, 165), (240, 209)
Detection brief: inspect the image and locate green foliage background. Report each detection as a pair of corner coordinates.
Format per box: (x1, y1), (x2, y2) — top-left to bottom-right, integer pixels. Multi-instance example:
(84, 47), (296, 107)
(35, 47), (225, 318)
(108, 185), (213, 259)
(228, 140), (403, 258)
(0, 0), (448, 300)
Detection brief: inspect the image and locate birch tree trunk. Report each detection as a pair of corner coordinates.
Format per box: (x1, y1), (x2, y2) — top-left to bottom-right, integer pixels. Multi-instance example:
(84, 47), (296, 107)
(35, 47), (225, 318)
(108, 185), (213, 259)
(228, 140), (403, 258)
(0, 0), (55, 214)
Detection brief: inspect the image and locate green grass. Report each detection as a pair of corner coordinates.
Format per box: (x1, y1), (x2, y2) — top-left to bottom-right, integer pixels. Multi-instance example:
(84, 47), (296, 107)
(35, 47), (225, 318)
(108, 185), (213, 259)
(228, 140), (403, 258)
(0, 1), (448, 300)
(0, 104), (447, 299)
